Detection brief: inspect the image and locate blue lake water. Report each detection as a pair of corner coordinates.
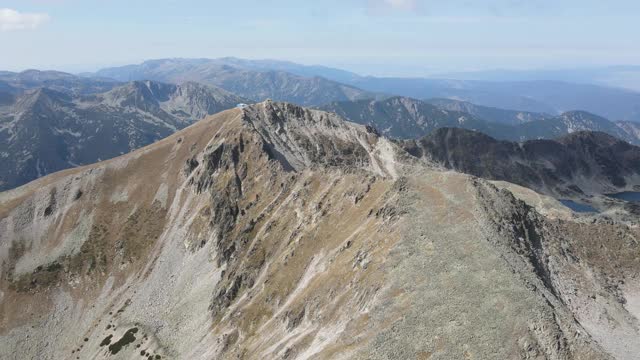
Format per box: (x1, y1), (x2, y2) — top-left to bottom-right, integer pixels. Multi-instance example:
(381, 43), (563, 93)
(559, 199), (598, 213)
(606, 192), (640, 202)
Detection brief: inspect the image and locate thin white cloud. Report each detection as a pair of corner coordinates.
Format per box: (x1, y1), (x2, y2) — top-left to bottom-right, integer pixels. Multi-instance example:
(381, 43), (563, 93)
(383, 0), (417, 10)
(0, 8), (50, 31)
(367, 0), (419, 13)
(365, 0), (551, 17)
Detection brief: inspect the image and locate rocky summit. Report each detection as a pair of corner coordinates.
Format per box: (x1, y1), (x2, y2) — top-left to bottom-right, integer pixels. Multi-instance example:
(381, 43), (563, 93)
(1, 101), (640, 360)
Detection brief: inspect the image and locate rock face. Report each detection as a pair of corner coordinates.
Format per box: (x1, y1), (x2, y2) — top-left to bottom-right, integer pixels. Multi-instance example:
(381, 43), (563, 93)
(321, 97), (640, 144)
(617, 121), (640, 143)
(1, 102), (639, 359)
(94, 58), (380, 106)
(401, 127), (640, 197)
(522, 111), (639, 144)
(0, 80), (247, 191)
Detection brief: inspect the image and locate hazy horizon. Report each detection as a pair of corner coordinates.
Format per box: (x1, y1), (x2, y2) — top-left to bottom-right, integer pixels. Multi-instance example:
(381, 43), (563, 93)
(2, 57), (640, 79)
(2, 0), (640, 77)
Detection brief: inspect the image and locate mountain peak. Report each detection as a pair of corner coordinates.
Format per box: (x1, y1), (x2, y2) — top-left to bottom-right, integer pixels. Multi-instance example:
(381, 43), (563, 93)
(102, 80), (165, 109)
(240, 101), (397, 173)
(15, 87), (71, 111)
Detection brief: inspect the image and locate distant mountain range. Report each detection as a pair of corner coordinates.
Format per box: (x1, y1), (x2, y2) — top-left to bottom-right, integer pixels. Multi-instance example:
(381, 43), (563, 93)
(434, 65), (640, 92)
(344, 78), (640, 122)
(0, 69), (119, 95)
(0, 80), (246, 190)
(3, 64), (640, 192)
(319, 96), (640, 144)
(93, 58), (640, 122)
(93, 58), (380, 106)
(402, 128), (640, 197)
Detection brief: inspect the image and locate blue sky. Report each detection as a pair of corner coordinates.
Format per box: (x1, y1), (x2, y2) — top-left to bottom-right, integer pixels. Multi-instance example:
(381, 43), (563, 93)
(1, 0), (640, 76)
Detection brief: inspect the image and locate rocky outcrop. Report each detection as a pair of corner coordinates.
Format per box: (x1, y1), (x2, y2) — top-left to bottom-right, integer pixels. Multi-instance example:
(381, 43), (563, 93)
(474, 181), (640, 359)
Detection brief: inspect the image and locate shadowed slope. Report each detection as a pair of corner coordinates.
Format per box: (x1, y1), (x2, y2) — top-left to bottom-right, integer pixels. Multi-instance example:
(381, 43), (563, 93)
(401, 128), (640, 197)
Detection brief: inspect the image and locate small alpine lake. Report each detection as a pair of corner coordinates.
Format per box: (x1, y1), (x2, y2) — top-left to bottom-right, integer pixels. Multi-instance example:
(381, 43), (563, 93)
(559, 199), (598, 213)
(606, 192), (640, 202)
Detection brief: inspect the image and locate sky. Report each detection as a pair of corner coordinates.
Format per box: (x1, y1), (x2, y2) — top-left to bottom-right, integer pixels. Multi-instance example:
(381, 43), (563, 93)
(1, 0), (640, 76)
